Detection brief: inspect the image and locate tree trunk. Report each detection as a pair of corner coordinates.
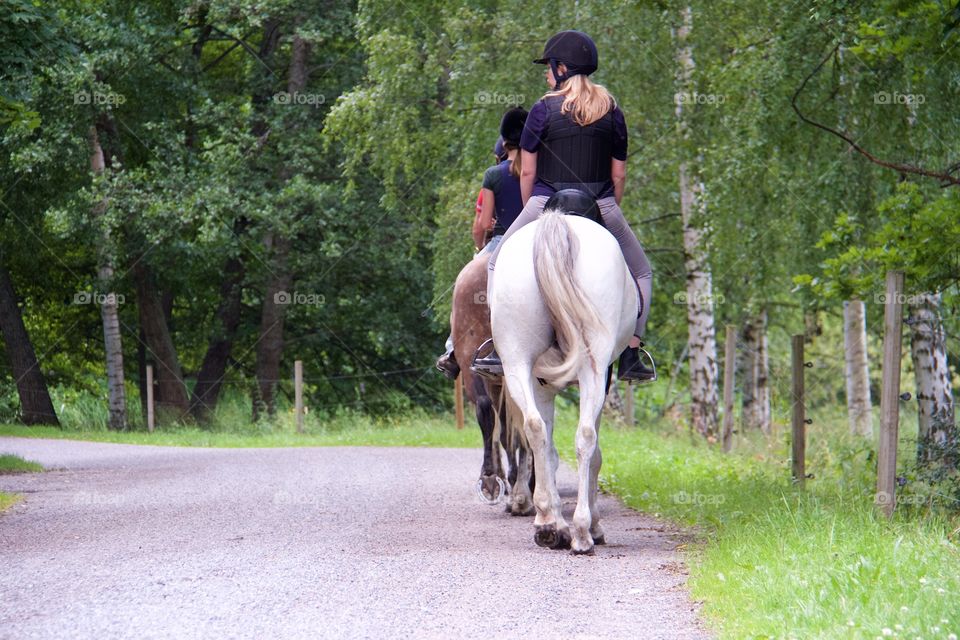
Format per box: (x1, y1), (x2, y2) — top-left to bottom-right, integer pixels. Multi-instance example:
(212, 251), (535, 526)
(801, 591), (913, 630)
(740, 317), (756, 428)
(191, 21), (279, 421)
(843, 298), (873, 437)
(191, 251), (244, 421)
(753, 310), (771, 434)
(253, 30), (309, 420)
(908, 292), (956, 465)
(254, 236), (293, 420)
(741, 310), (770, 434)
(89, 125), (127, 430)
(675, 6), (718, 438)
(133, 262), (190, 422)
(0, 264), (59, 425)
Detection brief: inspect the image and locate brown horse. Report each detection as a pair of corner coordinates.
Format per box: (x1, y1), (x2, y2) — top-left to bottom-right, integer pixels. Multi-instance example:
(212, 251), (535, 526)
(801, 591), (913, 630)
(450, 253), (534, 515)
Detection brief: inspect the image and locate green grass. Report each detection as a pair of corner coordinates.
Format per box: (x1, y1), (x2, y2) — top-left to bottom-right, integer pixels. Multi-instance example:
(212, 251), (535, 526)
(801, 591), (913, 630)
(0, 453), (44, 473)
(0, 453), (42, 514)
(0, 410), (480, 449)
(0, 492), (22, 512)
(550, 403), (960, 639)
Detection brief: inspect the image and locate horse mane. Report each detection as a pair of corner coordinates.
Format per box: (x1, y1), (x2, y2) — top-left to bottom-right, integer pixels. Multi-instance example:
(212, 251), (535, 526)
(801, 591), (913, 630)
(531, 209), (604, 386)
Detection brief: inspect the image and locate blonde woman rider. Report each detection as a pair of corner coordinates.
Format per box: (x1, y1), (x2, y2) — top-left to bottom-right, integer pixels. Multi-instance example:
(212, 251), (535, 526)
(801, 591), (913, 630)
(473, 30), (654, 382)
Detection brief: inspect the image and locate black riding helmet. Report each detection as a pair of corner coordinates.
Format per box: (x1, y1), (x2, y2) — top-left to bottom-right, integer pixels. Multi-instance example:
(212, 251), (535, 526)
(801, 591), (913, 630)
(533, 30), (598, 90)
(499, 107), (528, 147)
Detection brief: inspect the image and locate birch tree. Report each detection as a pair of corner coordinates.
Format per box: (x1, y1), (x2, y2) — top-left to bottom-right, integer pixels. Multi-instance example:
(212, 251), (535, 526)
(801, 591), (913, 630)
(908, 293), (955, 464)
(741, 310), (770, 434)
(843, 299), (873, 437)
(89, 125), (126, 430)
(675, 5), (718, 438)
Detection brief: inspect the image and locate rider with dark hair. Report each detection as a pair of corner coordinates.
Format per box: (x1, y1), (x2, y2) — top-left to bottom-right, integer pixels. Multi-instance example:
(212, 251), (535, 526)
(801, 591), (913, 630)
(472, 107), (528, 255)
(436, 107), (529, 380)
(474, 30), (655, 382)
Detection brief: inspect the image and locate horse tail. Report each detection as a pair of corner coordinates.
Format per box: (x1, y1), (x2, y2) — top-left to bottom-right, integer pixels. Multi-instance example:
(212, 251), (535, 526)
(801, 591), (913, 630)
(532, 210), (603, 386)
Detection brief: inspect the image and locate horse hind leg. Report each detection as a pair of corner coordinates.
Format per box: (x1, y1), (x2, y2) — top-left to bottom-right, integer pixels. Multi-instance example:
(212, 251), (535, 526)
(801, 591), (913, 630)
(475, 380), (504, 504)
(588, 415), (605, 546)
(571, 368), (607, 555)
(502, 389), (534, 516)
(529, 381), (569, 549)
(503, 369), (568, 548)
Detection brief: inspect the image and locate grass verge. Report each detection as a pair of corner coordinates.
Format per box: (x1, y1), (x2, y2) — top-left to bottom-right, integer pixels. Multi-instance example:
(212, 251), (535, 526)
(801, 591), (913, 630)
(0, 453), (43, 514)
(0, 410), (480, 449)
(0, 493), (22, 512)
(0, 453), (44, 473)
(551, 403), (960, 639)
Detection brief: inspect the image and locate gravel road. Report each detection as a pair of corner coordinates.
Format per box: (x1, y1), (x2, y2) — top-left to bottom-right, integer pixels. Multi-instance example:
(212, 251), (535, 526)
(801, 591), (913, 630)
(0, 437), (710, 639)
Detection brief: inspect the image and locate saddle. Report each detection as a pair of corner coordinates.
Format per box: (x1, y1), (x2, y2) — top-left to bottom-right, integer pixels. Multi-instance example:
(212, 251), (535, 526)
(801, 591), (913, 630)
(543, 189), (604, 227)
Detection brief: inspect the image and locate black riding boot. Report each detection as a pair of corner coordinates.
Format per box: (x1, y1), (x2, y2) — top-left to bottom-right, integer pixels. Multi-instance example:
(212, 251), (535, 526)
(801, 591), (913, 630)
(617, 343), (656, 383)
(435, 349), (460, 380)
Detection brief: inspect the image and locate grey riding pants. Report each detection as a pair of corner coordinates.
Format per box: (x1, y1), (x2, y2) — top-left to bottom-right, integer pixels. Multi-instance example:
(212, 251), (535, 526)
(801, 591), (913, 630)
(487, 195), (652, 338)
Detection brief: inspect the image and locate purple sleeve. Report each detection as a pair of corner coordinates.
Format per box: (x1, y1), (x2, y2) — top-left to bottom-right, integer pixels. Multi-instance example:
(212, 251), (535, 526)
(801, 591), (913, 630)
(520, 101), (548, 153)
(611, 107), (628, 161)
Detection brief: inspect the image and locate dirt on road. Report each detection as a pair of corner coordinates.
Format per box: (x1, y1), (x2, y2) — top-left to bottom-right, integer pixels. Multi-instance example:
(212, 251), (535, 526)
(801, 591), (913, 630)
(0, 438), (711, 639)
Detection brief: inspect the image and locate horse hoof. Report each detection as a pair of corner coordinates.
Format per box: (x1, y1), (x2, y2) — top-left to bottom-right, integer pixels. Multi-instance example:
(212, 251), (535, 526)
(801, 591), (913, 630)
(571, 545), (595, 556)
(477, 475), (505, 504)
(534, 524), (558, 548)
(534, 524), (571, 550)
(592, 534), (606, 546)
(510, 504), (535, 517)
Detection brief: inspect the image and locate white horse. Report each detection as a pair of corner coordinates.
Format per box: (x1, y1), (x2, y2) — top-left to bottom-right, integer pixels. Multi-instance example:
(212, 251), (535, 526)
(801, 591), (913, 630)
(490, 208), (637, 555)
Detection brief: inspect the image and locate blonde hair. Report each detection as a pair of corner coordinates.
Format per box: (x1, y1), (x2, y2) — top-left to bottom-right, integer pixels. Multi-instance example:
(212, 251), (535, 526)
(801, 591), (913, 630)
(546, 74), (616, 126)
(504, 143), (522, 178)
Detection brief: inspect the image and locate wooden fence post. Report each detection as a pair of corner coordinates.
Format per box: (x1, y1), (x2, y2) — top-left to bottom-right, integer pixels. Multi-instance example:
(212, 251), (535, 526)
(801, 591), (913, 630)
(454, 373), (464, 430)
(722, 324), (736, 452)
(791, 335), (806, 487)
(146, 364), (154, 433)
(876, 270), (905, 517)
(294, 360), (304, 434)
(624, 382), (635, 427)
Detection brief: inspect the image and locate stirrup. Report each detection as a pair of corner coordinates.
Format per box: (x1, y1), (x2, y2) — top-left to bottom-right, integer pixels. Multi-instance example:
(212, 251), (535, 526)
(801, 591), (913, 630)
(471, 338), (502, 380)
(635, 344), (657, 384)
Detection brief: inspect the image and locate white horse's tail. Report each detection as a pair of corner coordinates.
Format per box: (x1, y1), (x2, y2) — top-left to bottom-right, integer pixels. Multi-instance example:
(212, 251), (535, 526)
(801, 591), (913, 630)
(532, 211), (603, 387)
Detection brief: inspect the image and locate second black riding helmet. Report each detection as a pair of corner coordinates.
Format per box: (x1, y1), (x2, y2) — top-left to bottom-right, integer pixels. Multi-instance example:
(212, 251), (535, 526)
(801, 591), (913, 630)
(499, 107), (528, 146)
(534, 30), (598, 89)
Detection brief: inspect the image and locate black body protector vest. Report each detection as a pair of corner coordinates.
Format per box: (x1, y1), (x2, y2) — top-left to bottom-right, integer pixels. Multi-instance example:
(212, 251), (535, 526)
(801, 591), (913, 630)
(536, 95), (615, 199)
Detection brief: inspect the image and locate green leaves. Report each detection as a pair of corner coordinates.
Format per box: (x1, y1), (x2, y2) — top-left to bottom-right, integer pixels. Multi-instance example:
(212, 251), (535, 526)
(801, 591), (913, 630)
(801, 182), (960, 301)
